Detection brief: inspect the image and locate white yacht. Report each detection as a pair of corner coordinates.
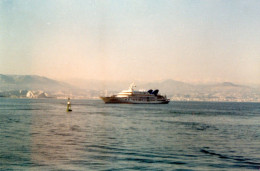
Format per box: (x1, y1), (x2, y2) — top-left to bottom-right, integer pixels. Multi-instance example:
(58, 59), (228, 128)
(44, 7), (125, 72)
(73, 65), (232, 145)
(100, 83), (170, 104)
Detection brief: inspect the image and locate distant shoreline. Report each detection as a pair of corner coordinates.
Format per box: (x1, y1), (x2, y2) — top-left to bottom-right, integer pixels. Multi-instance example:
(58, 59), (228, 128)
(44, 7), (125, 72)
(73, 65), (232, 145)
(1, 97), (260, 103)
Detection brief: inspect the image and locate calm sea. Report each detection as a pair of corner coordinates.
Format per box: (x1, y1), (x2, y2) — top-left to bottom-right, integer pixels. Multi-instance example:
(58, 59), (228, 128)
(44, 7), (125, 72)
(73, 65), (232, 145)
(0, 99), (260, 170)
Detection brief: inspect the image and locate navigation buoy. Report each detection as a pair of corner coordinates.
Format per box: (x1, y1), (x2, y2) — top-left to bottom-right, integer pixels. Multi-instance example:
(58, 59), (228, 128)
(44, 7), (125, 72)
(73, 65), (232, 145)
(67, 97), (72, 112)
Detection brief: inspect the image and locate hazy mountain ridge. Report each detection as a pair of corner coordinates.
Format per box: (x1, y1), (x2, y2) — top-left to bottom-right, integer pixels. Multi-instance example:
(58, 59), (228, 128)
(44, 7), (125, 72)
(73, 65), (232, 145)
(0, 74), (74, 92)
(0, 74), (259, 102)
(0, 74), (104, 99)
(139, 80), (260, 102)
(0, 74), (77, 98)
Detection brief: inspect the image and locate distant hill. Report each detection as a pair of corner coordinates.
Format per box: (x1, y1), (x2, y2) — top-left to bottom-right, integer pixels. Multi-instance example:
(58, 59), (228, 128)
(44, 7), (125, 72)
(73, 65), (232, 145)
(0, 74), (107, 99)
(64, 78), (260, 102)
(0, 74), (259, 101)
(221, 82), (240, 87)
(0, 74), (73, 92)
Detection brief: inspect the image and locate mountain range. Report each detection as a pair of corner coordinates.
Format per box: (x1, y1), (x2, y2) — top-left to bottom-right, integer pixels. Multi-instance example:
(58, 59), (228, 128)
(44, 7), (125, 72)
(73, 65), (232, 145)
(0, 74), (71, 91)
(0, 74), (259, 102)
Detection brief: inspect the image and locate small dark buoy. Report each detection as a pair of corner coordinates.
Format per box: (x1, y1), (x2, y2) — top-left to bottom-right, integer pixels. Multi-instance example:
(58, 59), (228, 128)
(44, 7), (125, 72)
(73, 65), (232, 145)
(67, 97), (72, 112)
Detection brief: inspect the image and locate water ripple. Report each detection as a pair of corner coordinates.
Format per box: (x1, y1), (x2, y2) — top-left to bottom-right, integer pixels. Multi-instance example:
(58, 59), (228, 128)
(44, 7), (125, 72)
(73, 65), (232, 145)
(1, 99), (260, 170)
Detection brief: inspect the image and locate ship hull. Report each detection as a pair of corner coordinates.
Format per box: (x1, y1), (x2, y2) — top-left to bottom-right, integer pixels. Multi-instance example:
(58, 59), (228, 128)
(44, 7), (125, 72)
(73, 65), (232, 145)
(100, 96), (170, 104)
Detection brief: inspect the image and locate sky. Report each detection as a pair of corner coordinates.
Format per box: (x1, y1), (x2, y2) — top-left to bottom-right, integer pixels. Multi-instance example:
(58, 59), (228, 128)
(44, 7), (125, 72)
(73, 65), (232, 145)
(0, 0), (260, 84)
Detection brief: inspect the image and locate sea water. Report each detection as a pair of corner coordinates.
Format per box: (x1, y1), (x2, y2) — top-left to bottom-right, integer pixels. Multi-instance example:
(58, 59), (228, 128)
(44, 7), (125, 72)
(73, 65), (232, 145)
(0, 98), (260, 170)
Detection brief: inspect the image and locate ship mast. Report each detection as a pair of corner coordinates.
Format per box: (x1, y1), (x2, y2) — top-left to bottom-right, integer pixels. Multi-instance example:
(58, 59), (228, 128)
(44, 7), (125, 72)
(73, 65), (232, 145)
(128, 82), (136, 91)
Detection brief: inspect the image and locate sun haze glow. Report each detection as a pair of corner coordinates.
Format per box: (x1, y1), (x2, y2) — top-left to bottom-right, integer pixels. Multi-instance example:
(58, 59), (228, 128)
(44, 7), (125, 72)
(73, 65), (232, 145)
(1, 0), (260, 84)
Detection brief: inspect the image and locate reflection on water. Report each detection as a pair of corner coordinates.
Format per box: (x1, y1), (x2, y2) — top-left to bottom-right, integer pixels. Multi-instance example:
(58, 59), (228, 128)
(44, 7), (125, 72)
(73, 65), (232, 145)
(0, 99), (260, 170)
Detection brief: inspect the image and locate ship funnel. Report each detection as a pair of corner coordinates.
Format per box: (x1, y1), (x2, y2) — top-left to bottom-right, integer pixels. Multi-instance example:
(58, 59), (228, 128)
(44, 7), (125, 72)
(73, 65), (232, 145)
(148, 89), (153, 94)
(152, 89), (159, 96)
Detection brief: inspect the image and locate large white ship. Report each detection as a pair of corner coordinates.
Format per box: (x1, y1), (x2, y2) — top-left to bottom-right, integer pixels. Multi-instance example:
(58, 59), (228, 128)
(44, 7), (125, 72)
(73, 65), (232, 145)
(100, 83), (170, 104)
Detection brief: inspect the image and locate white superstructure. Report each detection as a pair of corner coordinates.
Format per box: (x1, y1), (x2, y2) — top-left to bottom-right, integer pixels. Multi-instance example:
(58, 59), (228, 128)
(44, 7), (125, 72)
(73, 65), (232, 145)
(100, 83), (170, 104)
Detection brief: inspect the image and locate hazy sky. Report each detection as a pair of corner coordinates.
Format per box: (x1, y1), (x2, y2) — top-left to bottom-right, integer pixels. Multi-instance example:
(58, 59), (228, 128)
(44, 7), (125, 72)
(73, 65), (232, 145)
(1, 0), (260, 84)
